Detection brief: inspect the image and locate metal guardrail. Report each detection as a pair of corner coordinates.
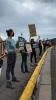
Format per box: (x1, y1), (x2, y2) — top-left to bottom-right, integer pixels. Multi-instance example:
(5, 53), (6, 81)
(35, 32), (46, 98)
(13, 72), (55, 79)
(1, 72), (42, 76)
(19, 48), (49, 100)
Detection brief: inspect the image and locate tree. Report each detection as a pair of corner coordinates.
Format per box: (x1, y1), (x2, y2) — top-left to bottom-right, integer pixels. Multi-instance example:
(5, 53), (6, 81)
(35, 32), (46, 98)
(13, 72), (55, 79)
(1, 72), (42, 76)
(16, 41), (19, 48)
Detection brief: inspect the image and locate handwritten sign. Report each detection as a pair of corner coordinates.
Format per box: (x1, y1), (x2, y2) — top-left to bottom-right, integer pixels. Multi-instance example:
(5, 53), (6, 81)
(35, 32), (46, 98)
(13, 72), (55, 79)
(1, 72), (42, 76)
(28, 24), (36, 37)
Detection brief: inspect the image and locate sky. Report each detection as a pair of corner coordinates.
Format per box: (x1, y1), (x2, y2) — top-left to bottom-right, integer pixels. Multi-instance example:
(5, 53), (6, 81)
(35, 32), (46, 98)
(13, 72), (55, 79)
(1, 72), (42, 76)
(0, 0), (56, 41)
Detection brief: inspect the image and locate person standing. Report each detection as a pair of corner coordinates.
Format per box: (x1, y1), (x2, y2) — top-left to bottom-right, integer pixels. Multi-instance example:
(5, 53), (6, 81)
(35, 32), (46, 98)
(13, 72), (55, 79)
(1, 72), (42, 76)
(43, 40), (46, 52)
(20, 43), (28, 73)
(38, 40), (43, 56)
(30, 39), (37, 65)
(5, 29), (19, 89)
(0, 58), (3, 77)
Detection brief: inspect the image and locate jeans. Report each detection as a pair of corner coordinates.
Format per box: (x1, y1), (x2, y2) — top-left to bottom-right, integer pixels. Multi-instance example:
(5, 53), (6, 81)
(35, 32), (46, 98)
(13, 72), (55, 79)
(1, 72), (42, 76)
(0, 58), (3, 68)
(21, 52), (28, 72)
(39, 47), (42, 56)
(6, 52), (16, 80)
(30, 50), (37, 63)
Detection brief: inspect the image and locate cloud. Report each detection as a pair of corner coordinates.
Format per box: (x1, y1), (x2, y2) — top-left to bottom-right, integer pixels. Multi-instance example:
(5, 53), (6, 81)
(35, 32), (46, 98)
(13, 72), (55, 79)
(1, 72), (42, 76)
(0, 0), (56, 41)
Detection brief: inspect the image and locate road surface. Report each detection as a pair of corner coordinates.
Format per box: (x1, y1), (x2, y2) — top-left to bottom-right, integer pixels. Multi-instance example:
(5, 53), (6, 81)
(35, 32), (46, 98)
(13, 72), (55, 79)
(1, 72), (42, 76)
(0, 48), (40, 100)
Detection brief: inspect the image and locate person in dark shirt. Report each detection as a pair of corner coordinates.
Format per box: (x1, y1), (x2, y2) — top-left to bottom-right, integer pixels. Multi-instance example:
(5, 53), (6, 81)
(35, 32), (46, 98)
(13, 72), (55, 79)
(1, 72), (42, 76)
(20, 42), (28, 73)
(43, 40), (46, 52)
(0, 58), (3, 77)
(30, 39), (37, 65)
(38, 40), (42, 56)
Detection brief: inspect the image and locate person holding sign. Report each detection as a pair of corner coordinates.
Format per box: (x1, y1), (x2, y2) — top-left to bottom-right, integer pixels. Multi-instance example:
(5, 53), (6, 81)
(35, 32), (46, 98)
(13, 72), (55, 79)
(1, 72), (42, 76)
(20, 42), (28, 73)
(6, 29), (19, 89)
(30, 39), (37, 65)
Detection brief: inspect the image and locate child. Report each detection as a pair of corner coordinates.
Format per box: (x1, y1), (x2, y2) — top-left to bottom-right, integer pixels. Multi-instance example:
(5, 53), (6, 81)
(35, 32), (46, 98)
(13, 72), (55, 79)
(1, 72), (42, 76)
(6, 29), (19, 89)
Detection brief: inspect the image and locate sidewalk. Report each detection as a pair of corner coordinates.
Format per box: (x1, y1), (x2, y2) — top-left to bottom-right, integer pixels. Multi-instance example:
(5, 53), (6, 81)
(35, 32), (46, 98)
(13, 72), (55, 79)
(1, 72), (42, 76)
(38, 48), (51, 100)
(51, 47), (56, 100)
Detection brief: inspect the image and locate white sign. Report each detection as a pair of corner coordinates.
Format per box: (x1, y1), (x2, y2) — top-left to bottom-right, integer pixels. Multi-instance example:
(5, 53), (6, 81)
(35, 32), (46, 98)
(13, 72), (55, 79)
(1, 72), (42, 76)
(19, 42), (24, 50)
(19, 42), (24, 47)
(26, 43), (32, 53)
(18, 37), (26, 50)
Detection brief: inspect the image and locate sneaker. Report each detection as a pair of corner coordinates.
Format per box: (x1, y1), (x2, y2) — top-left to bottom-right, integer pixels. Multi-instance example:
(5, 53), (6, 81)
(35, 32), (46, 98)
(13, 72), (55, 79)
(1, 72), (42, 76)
(6, 81), (15, 89)
(25, 70), (30, 73)
(31, 63), (34, 66)
(34, 63), (37, 66)
(12, 77), (19, 82)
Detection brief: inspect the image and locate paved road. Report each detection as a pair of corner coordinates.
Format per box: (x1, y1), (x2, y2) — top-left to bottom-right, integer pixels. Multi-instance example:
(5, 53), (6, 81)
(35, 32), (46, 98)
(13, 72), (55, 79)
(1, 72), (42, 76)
(0, 48), (40, 100)
(51, 47), (56, 100)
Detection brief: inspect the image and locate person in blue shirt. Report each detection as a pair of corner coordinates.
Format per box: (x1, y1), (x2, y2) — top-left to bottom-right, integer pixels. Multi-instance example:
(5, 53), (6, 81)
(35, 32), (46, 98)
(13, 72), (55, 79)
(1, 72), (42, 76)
(6, 29), (19, 89)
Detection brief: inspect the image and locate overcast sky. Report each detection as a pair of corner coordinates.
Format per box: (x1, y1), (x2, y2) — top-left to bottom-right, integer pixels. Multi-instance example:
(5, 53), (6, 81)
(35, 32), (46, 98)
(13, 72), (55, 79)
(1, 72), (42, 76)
(0, 0), (56, 41)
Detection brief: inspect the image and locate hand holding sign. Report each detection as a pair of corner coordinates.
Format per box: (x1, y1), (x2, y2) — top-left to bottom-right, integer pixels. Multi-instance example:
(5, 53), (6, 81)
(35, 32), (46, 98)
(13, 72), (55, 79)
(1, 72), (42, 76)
(18, 37), (26, 51)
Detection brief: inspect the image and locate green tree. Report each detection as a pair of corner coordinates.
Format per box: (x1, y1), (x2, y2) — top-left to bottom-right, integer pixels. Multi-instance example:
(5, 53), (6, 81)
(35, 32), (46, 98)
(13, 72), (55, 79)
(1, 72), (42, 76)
(16, 41), (19, 48)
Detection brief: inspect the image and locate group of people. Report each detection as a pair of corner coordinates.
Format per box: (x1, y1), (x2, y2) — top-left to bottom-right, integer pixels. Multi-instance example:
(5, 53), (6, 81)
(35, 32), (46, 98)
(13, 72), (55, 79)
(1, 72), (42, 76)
(0, 29), (47, 89)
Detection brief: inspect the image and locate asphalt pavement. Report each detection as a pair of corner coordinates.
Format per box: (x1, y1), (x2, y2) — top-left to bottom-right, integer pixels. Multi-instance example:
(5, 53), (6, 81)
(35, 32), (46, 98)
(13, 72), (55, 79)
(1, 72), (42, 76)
(0, 48), (40, 100)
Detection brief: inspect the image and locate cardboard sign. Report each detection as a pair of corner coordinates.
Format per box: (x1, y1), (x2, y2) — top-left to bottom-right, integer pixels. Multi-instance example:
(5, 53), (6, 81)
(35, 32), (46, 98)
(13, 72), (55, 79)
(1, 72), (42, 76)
(28, 24), (36, 37)
(26, 43), (32, 53)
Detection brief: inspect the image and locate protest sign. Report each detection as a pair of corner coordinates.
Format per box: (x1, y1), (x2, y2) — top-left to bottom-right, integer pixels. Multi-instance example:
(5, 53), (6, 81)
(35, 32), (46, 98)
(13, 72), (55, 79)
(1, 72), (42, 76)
(28, 24), (36, 37)
(26, 43), (32, 53)
(18, 37), (26, 50)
